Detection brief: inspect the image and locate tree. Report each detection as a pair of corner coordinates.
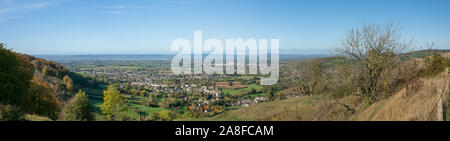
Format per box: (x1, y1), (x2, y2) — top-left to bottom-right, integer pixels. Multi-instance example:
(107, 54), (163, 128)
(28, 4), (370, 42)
(0, 43), (34, 107)
(286, 58), (325, 96)
(41, 66), (48, 76)
(332, 23), (412, 102)
(63, 75), (73, 90)
(286, 62), (308, 96)
(264, 87), (275, 99)
(25, 82), (60, 120)
(101, 85), (127, 120)
(302, 58), (325, 95)
(61, 90), (94, 121)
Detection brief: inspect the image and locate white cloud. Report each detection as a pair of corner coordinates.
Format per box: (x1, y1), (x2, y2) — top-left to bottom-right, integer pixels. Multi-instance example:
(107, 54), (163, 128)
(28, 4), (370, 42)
(0, 2), (51, 15)
(90, 5), (154, 15)
(100, 11), (127, 15)
(102, 5), (154, 9)
(99, 10), (142, 15)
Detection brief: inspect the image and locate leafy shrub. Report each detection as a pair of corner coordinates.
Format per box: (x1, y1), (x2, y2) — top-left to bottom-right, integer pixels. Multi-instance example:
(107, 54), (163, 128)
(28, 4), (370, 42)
(148, 112), (160, 121)
(424, 54), (447, 77)
(148, 110), (178, 121)
(60, 90), (94, 121)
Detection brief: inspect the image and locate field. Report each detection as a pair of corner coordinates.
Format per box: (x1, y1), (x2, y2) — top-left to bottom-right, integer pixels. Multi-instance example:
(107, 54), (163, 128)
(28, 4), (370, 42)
(127, 104), (166, 120)
(215, 82), (247, 89)
(201, 94), (327, 121)
(83, 86), (167, 120)
(221, 83), (263, 96)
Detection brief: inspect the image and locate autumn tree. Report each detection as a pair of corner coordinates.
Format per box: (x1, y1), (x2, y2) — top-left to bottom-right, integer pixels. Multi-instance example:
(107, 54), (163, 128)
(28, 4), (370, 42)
(24, 82), (60, 120)
(61, 90), (94, 121)
(0, 43), (34, 106)
(101, 85), (127, 120)
(41, 66), (48, 76)
(63, 75), (73, 90)
(332, 23), (412, 102)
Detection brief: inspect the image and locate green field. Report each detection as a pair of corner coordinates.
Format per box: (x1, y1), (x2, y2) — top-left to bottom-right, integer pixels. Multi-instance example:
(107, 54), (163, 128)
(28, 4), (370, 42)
(127, 104), (166, 120)
(221, 83), (263, 96)
(89, 98), (103, 113)
(83, 86), (167, 120)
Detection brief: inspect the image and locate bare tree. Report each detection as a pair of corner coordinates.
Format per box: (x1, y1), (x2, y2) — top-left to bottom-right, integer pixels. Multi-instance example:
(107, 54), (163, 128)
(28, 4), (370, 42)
(286, 58), (325, 96)
(332, 23), (413, 102)
(302, 58), (326, 95)
(286, 61), (308, 96)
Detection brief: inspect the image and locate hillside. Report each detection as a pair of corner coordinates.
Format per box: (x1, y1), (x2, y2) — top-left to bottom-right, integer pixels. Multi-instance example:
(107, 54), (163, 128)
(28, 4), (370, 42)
(1, 44), (98, 121)
(353, 70), (448, 120)
(204, 70), (448, 121)
(18, 53), (97, 100)
(204, 52), (450, 121)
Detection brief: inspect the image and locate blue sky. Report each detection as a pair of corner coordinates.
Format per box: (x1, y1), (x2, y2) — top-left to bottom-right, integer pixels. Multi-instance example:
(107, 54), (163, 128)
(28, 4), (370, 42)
(0, 0), (449, 55)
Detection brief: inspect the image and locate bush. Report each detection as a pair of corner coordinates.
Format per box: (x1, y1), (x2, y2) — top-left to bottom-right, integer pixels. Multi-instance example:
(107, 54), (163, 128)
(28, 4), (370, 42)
(424, 54), (447, 77)
(148, 112), (160, 121)
(159, 110), (178, 121)
(148, 110), (178, 121)
(330, 63), (357, 99)
(0, 104), (25, 121)
(60, 90), (94, 121)
(395, 60), (424, 93)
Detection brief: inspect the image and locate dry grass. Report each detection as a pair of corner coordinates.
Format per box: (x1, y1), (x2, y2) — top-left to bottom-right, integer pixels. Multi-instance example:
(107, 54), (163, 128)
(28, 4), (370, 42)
(205, 69), (448, 121)
(205, 95), (322, 121)
(204, 94), (364, 121)
(352, 70), (448, 121)
(440, 52), (450, 59)
(25, 114), (52, 121)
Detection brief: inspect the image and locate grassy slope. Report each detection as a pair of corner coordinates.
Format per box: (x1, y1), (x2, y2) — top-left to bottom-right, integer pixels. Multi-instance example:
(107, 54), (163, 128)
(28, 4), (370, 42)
(203, 94), (325, 121)
(352, 70), (448, 121)
(205, 71), (447, 121)
(204, 53), (449, 121)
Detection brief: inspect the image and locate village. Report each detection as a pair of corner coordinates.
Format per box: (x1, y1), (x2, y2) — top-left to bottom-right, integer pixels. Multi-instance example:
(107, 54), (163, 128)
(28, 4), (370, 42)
(63, 60), (271, 116)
